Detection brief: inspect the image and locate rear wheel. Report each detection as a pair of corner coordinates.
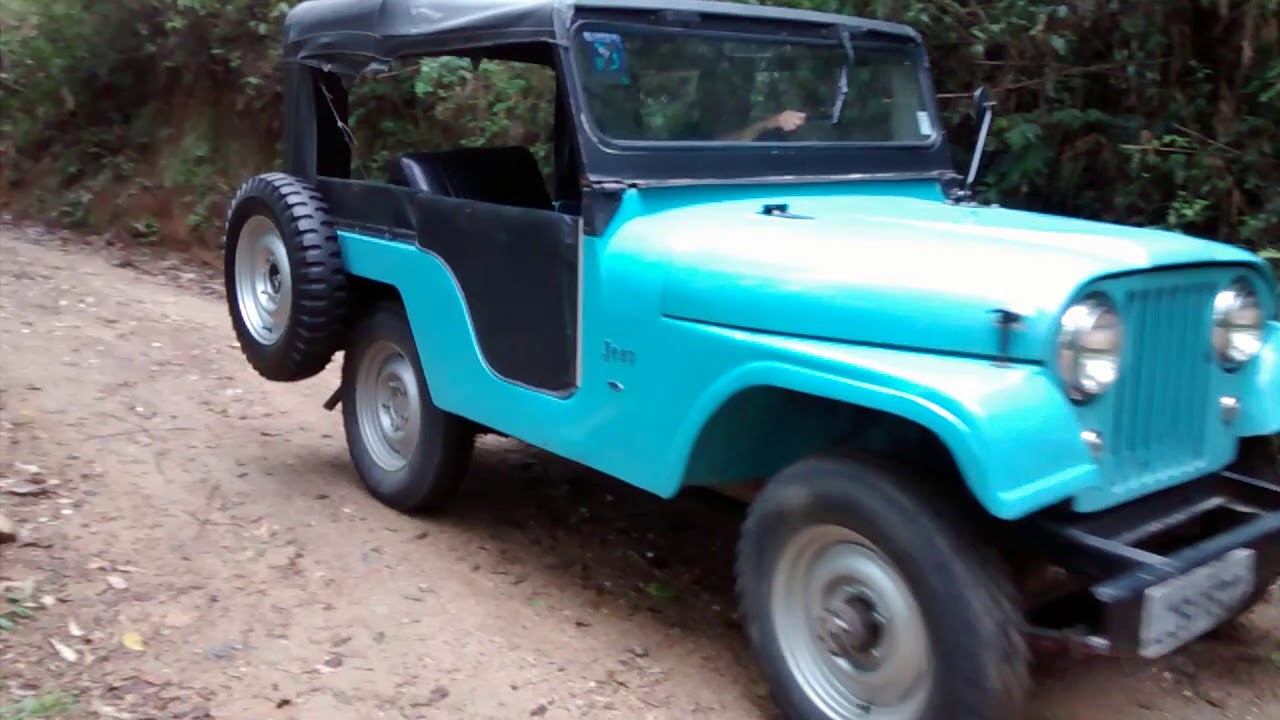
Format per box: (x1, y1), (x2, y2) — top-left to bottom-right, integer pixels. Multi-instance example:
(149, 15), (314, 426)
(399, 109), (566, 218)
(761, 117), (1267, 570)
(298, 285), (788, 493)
(737, 453), (1029, 720)
(341, 304), (474, 513)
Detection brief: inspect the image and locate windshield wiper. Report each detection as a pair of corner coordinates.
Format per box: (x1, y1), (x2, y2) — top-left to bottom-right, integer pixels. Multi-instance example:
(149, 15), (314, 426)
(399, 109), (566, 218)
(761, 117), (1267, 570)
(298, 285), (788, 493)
(831, 65), (848, 124)
(831, 27), (854, 124)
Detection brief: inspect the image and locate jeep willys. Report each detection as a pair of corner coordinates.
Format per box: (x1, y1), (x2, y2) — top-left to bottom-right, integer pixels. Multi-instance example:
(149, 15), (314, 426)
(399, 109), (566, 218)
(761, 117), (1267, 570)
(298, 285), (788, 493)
(221, 1), (1280, 718)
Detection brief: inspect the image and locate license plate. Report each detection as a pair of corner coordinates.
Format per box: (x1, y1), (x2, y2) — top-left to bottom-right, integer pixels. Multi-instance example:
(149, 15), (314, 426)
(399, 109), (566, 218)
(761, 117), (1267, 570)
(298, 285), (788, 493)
(1138, 547), (1257, 658)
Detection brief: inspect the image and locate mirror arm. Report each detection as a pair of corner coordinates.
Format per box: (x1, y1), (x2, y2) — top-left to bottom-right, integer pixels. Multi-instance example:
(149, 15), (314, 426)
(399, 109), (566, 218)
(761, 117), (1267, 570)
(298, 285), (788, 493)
(964, 107), (993, 192)
(960, 87), (996, 200)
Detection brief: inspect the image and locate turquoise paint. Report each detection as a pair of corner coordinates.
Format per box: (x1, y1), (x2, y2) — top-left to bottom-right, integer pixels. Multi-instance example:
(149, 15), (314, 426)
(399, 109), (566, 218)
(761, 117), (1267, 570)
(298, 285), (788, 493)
(678, 386), (870, 490)
(649, 321), (1100, 519)
(1064, 271), (1277, 512)
(336, 177), (1279, 521)
(1236, 320), (1280, 439)
(637, 186), (1271, 363)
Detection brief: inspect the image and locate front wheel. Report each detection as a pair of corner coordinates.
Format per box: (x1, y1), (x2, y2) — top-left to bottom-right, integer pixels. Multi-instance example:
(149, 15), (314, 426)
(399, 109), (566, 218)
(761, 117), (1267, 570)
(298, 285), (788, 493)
(341, 304), (474, 513)
(736, 454), (1030, 720)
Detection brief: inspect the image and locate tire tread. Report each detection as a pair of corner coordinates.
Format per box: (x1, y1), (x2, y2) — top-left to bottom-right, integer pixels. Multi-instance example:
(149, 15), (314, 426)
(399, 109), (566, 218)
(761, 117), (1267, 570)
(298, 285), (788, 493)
(735, 451), (1030, 720)
(341, 302), (474, 514)
(224, 172), (349, 382)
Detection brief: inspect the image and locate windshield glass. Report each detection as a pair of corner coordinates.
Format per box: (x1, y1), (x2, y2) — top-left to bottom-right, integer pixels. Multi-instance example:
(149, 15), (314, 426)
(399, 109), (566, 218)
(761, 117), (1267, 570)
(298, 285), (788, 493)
(573, 26), (937, 145)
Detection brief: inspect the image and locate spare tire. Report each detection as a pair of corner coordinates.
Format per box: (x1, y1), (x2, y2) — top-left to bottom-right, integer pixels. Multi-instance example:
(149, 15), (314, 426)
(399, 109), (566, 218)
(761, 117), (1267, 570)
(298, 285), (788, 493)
(224, 172), (349, 382)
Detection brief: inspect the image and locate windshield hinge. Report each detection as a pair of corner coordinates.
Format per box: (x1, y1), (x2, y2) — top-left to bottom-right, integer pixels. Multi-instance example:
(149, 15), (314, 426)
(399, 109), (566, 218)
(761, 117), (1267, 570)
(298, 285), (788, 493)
(760, 203), (813, 220)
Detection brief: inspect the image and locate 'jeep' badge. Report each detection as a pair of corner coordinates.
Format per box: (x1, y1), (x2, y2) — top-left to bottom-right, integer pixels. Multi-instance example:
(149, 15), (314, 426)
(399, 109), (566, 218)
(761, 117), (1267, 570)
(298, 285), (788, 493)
(602, 340), (636, 365)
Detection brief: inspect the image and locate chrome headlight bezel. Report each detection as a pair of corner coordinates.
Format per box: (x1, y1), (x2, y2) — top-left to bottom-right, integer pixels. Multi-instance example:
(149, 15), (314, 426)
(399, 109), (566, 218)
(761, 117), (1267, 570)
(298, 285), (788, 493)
(1212, 276), (1265, 372)
(1058, 293), (1123, 403)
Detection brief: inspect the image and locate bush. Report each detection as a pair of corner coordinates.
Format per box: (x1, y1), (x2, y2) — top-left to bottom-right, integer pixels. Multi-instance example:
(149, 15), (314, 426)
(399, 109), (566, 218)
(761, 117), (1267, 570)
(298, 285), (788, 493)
(0, 0), (285, 179)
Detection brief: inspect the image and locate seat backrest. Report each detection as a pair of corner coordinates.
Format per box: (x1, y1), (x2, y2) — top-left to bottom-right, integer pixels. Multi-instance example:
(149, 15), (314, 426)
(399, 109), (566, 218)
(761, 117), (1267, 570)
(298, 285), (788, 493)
(387, 146), (552, 211)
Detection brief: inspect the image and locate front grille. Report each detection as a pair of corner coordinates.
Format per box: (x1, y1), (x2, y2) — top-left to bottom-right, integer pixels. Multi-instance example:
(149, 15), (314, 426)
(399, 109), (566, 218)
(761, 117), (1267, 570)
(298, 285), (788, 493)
(1104, 280), (1218, 493)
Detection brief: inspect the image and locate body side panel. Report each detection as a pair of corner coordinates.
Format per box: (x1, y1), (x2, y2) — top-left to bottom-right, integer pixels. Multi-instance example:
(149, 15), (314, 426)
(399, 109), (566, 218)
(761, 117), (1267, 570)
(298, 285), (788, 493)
(340, 225), (1102, 520)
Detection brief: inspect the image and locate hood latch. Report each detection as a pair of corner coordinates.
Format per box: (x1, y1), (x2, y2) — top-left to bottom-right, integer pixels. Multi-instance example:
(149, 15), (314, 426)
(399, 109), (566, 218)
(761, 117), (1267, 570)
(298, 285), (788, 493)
(989, 308), (1024, 367)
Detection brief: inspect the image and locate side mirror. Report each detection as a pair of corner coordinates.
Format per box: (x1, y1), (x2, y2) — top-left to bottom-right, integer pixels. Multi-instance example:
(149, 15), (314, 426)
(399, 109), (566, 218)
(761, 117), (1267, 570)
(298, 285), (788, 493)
(963, 85), (996, 197)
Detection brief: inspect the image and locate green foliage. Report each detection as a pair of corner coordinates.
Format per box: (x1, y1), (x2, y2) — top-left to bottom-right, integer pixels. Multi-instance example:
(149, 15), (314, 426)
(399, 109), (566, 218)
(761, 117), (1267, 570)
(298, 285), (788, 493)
(0, 0), (287, 174)
(0, 592), (38, 632)
(0, 690), (77, 720)
(1, 0), (1277, 258)
(53, 190), (91, 228)
(129, 216), (161, 244)
(346, 56), (556, 180)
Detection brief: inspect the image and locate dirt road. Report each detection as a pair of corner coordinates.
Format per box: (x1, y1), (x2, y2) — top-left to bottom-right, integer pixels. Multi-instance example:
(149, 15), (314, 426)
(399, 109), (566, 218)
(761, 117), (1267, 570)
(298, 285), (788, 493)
(0, 219), (1277, 720)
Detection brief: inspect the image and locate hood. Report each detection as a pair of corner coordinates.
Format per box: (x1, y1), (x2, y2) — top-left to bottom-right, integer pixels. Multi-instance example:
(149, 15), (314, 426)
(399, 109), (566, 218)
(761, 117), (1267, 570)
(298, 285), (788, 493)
(636, 192), (1269, 362)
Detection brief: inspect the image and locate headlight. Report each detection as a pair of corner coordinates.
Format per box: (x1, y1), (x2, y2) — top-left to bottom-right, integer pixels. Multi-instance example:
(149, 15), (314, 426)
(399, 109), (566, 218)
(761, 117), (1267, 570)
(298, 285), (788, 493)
(1058, 294), (1122, 402)
(1212, 277), (1264, 370)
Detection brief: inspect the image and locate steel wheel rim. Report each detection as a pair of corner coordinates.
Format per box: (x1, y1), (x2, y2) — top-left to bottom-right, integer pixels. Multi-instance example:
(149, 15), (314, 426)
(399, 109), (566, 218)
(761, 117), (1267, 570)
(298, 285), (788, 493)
(771, 524), (933, 720)
(355, 340), (422, 476)
(234, 216), (292, 345)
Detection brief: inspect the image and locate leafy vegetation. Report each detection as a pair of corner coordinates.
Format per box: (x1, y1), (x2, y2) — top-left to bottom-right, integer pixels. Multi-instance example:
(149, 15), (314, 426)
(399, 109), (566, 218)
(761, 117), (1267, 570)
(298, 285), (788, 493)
(0, 691), (77, 720)
(0, 591), (37, 632)
(0, 0), (1277, 258)
(345, 56), (556, 182)
(0, 590), (75, 720)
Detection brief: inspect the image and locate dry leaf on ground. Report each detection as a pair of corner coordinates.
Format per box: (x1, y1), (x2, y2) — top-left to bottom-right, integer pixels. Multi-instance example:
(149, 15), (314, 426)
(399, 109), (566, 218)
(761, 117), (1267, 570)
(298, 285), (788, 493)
(121, 631), (146, 651)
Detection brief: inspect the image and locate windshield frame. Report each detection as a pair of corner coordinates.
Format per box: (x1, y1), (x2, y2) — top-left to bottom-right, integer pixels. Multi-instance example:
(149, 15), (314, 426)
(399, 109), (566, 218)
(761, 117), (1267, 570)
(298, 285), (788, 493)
(567, 18), (945, 153)
(557, 8), (956, 188)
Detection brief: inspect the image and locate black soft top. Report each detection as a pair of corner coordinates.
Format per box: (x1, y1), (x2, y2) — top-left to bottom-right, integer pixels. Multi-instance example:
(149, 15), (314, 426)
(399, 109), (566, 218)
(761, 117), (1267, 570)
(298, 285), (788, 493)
(284, 0), (921, 75)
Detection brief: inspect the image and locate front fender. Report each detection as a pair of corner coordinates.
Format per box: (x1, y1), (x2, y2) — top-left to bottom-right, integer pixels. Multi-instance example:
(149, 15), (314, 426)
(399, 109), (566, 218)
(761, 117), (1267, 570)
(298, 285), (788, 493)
(663, 325), (1100, 520)
(1237, 320), (1280, 437)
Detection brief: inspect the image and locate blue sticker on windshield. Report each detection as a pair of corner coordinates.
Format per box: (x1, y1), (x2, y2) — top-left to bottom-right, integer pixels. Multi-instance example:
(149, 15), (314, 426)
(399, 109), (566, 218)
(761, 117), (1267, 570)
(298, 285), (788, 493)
(582, 31), (629, 84)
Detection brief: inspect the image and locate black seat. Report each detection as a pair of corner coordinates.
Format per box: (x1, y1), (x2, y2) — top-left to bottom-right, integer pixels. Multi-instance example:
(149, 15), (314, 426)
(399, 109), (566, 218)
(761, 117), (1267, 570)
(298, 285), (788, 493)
(387, 146), (552, 211)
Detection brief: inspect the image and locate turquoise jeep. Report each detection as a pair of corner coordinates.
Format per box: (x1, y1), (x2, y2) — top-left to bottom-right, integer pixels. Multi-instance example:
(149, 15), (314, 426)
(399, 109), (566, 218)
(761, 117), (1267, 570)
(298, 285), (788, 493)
(222, 1), (1280, 718)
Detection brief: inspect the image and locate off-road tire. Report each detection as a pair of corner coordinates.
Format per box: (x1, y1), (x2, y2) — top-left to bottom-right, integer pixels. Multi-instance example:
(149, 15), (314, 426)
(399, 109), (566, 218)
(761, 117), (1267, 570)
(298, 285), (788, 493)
(224, 172), (348, 382)
(737, 452), (1030, 720)
(341, 303), (474, 514)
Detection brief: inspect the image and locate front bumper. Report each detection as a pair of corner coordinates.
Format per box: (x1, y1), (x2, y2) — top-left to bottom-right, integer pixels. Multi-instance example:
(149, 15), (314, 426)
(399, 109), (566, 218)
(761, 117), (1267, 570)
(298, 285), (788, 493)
(1024, 468), (1280, 658)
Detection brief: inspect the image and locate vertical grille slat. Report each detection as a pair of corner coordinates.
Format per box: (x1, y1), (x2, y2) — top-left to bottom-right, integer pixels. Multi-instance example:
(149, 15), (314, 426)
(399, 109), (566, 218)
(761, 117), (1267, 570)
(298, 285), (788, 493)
(1187, 283), (1215, 458)
(1163, 287), (1188, 461)
(1114, 289), (1144, 462)
(1151, 287), (1174, 459)
(1104, 278), (1215, 493)
(1162, 287), (1186, 459)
